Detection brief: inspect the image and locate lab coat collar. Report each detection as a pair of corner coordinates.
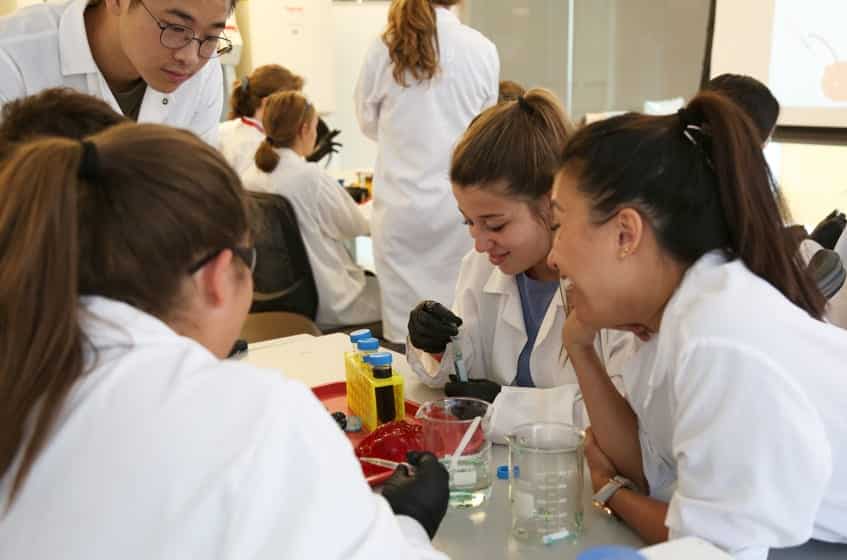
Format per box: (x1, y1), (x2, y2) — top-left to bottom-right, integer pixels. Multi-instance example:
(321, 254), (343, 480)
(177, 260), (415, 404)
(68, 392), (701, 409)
(434, 5), (460, 25)
(80, 295), (184, 350)
(59, 0), (100, 77)
(639, 250), (729, 409)
(482, 266), (564, 333)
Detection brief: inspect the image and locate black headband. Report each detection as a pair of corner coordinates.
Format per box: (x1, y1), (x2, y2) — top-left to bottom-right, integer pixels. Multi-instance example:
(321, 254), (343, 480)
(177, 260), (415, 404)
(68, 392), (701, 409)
(78, 140), (100, 181)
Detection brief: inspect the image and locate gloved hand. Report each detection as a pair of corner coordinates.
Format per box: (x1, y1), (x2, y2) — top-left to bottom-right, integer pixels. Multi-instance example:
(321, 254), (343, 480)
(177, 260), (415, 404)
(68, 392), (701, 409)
(381, 451), (449, 539)
(445, 374), (501, 403)
(306, 128), (341, 163)
(408, 300), (462, 354)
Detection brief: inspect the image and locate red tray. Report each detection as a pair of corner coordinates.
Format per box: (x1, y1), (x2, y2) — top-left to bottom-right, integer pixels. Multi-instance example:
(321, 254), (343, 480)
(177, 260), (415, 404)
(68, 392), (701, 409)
(313, 381), (421, 486)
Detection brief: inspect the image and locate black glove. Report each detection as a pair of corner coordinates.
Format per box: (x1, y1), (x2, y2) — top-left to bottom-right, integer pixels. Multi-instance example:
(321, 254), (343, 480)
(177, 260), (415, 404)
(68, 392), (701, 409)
(810, 210), (846, 250)
(381, 451), (449, 539)
(306, 129), (342, 163)
(445, 374), (501, 403)
(408, 300), (462, 354)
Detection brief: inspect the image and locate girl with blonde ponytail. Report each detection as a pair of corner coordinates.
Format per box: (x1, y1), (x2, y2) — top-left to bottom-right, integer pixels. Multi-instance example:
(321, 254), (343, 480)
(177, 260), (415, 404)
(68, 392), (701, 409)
(0, 122), (449, 558)
(242, 91), (382, 330)
(355, 0), (500, 344)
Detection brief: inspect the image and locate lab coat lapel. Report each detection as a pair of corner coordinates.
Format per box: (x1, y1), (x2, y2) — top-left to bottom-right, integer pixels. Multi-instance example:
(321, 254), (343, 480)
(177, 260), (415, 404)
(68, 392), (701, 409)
(483, 267), (524, 333)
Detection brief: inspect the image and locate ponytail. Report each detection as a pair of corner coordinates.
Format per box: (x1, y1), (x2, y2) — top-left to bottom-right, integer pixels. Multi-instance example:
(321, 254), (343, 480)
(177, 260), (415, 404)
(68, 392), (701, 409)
(0, 139), (86, 504)
(254, 91), (316, 174)
(689, 92), (825, 317)
(559, 92), (825, 318)
(382, 0), (458, 87)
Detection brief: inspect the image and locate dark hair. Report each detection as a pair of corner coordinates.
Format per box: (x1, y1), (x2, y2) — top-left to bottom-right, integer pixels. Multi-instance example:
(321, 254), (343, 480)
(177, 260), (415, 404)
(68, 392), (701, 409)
(382, 0), (459, 87)
(451, 88), (573, 206)
(704, 74), (779, 142)
(0, 123), (251, 505)
(0, 88), (125, 164)
(228, 64), (305, 119)
(558, 91), (825, 318)
(255, 91), (316, 173)
(498, 80), (526, 103)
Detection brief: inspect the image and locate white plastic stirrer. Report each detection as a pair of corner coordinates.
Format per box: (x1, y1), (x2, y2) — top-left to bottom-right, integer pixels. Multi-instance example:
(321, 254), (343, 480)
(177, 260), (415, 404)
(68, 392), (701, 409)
(448, 415), (482, 475)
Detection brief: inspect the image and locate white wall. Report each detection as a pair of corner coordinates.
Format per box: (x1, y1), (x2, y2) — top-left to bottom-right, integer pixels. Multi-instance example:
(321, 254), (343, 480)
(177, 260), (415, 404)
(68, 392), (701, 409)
(322, 1), (389, 174)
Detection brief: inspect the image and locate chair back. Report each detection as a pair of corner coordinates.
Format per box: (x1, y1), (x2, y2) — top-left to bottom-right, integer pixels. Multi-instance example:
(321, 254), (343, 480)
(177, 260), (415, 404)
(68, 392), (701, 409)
(809, 249), (846, 300)
(240, 311), (322, 343)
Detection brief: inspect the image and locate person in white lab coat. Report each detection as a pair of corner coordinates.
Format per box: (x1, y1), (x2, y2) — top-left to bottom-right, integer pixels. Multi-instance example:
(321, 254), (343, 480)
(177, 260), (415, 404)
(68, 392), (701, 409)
(354, 0), (500, 343)
(405, 89), (637, 442)
(218, 64), (304, 174)
(242, 91), (381, 330)
(0, 0), (229, 145)
(0, 123), (449, 559)
(548, 91), (847, 559)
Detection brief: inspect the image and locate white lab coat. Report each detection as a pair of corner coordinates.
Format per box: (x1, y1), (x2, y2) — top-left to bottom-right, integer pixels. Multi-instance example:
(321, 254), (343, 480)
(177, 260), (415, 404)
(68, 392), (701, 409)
(242, 148), (380, 328)
(218, 116), (264, 175)
(354, 7), (499, 343)
(621, 251), (847, 560)
(406, 250), (638, 442)
(0, 0), (223, 145)
(0, 297), (446, 560)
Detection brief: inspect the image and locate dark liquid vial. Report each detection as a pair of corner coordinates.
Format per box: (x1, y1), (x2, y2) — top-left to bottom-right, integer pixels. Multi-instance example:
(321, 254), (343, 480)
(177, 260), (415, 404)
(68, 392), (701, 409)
(373, 364), (396, 424)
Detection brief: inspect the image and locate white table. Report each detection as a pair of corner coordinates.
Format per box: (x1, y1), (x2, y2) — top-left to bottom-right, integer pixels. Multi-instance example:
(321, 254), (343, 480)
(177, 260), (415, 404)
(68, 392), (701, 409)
(243, 334), (844, 560)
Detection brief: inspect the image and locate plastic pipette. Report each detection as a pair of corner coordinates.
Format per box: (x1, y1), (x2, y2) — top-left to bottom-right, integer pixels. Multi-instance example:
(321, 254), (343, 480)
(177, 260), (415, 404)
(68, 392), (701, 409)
(448, 415), (482, 475)
(359, 457), (414, 474)
(451, 336), (469, 382)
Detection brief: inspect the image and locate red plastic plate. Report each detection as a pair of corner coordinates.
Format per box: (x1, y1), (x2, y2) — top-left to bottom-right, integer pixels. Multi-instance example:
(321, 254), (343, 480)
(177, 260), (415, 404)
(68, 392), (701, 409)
(312, 381), (421, 486)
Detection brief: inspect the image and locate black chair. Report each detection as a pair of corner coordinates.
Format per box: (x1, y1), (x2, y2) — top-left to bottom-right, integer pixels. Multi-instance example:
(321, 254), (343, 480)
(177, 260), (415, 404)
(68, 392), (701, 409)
(247, 192), (319, 319)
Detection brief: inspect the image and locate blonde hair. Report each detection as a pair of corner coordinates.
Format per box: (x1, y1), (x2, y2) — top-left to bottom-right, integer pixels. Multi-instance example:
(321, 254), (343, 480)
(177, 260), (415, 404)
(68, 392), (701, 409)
(228, 64), (304, 119)
(254, 91), (316, 173)
(451, 88), (573, 204)
(382, 0), (459, 87)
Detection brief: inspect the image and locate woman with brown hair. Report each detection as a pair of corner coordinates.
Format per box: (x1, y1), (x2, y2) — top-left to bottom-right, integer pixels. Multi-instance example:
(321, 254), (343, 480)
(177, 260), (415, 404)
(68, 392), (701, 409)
(405, 89), (637, 442)
(354, 0), (499, 345)
(0, 123), (449, 558)
(547, 92), (847, 556)
(218, 64), (304, 174)
(243, 91), (381, 330)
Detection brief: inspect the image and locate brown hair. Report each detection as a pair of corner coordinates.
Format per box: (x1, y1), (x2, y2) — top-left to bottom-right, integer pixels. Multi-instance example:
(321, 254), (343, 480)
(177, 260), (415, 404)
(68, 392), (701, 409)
(0, 88), (125, 165)
(559, 91), (825, 318)
(382, 0), (459, 87)
(451, 88), (573, 212)
(0, 123), (250, 505)
(254, 91), (316, 173)
(498, 80), (526, 103)
(228, 64), (305, 119)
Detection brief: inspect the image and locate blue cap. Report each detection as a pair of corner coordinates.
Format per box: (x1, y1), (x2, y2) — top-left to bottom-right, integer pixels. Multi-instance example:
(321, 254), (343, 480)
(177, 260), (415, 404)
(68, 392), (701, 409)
(364, 352), (392, 366)
(576, 546), (645, 560)
(349, 329), (372, 343)
(496, 465), (520, 479)
(357, 337), (379, 351)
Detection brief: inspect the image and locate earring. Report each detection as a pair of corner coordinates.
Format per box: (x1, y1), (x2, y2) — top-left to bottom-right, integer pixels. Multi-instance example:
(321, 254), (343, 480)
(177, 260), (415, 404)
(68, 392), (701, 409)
(619, 247), (630, 259)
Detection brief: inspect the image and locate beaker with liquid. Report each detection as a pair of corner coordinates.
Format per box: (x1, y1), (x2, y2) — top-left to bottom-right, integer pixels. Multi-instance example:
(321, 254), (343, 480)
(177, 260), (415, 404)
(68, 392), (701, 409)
(415, 397), (492, 508)
(506, 422), (585, 545)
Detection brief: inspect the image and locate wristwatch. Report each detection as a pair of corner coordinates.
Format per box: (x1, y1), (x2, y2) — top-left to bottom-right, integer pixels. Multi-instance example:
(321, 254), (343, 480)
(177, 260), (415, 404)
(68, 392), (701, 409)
(592, 475), (635, 518)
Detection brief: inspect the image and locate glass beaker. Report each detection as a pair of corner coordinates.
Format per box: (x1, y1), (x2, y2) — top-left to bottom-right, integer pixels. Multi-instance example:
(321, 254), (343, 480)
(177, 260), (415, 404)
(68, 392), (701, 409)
(415, 397), (492, 508)
(506, 423), (585, 544)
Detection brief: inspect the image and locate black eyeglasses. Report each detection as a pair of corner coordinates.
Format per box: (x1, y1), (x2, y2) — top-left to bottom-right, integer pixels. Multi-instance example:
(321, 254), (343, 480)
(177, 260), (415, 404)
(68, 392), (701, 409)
(189, 246), (257, 274)
(138, 0), (233, 59)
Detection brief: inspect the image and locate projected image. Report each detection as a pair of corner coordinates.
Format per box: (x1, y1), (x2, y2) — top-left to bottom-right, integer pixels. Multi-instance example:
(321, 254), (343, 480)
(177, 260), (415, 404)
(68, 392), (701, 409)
(769, 0), (847, 107)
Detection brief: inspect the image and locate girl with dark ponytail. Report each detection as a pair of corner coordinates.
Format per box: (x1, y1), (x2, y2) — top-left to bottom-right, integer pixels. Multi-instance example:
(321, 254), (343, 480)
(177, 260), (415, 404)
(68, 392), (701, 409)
(547, 92), (847, 555)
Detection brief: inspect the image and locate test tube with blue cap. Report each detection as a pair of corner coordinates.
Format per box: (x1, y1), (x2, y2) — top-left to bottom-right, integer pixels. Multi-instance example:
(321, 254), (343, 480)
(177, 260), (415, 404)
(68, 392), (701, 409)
(349, 328), (372, 350)
(364, 352), (396, 423)
(356, 337), (380, 357)
(451, 335), (469, 382)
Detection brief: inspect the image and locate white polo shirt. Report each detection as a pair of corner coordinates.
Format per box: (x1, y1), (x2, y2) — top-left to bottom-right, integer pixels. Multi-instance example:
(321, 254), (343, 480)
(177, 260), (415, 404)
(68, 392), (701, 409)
(0, 0), (223, 145)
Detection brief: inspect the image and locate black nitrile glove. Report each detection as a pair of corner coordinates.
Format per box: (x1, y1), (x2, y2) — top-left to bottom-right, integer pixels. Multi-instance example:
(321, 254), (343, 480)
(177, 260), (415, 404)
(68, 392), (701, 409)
(381, 451), (449, 539)
(810, 210), (846, 250)
(306, 128), (342, 163)
(408, 300), (462, 354)
(445, 374), (501, 404)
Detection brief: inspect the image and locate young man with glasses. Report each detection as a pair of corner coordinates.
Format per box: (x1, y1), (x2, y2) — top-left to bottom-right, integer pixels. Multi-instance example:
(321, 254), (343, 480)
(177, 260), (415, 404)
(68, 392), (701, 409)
(0, 0), (234, 145)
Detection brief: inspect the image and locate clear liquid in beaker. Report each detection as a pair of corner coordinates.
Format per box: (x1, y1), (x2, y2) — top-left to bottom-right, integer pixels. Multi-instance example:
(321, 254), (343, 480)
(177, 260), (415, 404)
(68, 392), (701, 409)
(441, 441), (492, 508)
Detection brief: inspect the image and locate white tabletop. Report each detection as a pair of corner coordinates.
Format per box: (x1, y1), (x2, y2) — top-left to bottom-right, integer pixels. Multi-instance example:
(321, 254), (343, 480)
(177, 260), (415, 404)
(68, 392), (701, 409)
(242, 334), (842, 560)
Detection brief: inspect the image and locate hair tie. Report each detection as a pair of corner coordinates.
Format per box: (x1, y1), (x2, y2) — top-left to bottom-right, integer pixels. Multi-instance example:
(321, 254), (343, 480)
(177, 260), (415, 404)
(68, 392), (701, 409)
(517, 96), (533, 113)
(677, 107), (699, 128)
(241, 76), (250, 94)
(265, 136), (275, 146)
(78, 140), (100, 181)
